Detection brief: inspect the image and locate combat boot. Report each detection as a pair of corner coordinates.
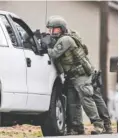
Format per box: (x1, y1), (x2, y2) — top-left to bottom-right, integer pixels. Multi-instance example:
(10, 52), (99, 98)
(67, 128), (78, 135)
(103, 124), (113, 134)
(67, 125), (85, 135)
(77, 128), (85, 134)
(77, 124), (85, 134)
(91, 126), (103, 135)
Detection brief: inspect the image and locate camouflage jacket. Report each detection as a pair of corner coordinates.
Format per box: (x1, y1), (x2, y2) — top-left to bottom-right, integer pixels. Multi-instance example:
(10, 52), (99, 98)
(48, 35), (93, 76)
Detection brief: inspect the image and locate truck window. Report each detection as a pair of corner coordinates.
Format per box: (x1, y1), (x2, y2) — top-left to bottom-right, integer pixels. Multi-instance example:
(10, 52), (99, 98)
(13, 18), (38, 53)
(0, 24), (8, 47)
(0, 15), (18, 47)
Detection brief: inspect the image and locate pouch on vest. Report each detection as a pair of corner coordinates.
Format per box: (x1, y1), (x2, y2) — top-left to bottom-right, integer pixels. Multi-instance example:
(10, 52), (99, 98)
(68, 31), (89, 55)
(70, 64), (86, 77)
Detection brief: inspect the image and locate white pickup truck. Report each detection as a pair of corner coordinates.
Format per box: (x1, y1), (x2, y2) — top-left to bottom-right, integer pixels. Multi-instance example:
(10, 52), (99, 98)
(0, 11), (65, 136)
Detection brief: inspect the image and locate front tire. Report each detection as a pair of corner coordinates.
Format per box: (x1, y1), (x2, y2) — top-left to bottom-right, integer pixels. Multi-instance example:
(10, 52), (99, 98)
(42, 84), (65, 136)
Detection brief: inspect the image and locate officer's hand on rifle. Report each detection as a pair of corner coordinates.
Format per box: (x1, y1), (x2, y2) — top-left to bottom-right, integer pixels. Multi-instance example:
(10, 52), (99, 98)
(34, 30), (56, 54)
(40, 42), (48, 54)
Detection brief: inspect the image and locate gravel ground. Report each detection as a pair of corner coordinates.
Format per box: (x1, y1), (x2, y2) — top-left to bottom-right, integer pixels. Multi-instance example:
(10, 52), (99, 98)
(0, 123), (117, 138)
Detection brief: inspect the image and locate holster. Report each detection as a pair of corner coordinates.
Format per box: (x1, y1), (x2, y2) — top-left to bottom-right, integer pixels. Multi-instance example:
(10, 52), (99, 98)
(92, 71), (102, 90)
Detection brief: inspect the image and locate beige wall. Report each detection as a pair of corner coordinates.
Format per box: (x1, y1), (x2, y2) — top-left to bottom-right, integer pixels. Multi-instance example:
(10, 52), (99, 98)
(108, 9), (118, 91)
(0, 1), (118, 91)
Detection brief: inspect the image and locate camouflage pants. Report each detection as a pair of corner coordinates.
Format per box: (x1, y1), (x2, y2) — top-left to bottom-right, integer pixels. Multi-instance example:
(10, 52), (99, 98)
(66, 81), (83, 129)
(66, 75), (111, 130)
(93, 88), (111, 126)
(66, 75), (104, 129)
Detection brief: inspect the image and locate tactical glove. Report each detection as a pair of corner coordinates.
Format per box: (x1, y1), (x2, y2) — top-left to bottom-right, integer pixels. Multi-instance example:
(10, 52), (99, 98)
(40, 47), (48, 54)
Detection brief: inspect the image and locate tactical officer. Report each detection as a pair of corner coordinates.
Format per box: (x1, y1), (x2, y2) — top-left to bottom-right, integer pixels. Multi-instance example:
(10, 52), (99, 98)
(64, 30), (112, 134)
(63, 29), (85, 135)
(41, 15), (104, 134)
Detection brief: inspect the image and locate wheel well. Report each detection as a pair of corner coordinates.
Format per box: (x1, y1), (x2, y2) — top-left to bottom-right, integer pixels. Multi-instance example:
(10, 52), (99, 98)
(53, 76), (62, 94)
(49, 76), (63, 107)
(54, 76), (62, 88)
(42, 76), (65, 136)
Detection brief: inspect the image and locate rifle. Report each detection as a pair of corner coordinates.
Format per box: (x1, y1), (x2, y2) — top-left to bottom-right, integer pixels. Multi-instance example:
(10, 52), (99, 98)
(34, 29), (56, 49)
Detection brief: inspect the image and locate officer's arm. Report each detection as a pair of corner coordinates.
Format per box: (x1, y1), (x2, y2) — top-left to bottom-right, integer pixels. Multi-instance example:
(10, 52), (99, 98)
(48, 37), (71, 59)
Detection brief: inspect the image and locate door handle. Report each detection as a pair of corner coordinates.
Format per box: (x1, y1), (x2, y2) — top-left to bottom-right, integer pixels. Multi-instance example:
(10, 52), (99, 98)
(48, 60), (51, 65)
(26, 58), (31, 67)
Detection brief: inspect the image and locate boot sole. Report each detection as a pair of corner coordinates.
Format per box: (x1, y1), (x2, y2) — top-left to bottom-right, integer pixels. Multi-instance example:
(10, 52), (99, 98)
(91, 131), (102, 135)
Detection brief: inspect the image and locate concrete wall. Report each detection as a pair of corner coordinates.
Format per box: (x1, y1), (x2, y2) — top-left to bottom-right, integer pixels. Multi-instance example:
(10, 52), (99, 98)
(0, 1), (118, 92)
(108, 9), (118, 91)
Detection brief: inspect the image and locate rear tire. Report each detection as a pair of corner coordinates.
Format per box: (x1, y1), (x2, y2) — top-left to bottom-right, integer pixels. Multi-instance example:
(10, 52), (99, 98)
(42, 84), (65, 136)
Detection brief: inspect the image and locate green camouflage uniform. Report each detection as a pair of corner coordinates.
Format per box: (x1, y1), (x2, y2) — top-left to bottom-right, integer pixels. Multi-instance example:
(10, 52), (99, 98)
(64, 81), (112, 133)
(93, 87), (112, 132)
(66, 30), (112, 133)
(64, 79), (84, 134)
(48, 35), (104, 133)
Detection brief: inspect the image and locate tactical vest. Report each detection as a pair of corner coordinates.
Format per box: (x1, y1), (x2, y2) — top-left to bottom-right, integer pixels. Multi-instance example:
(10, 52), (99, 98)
(54, 35), (93, 77)
(54, 47), (74, 74)
(67, 30), (89, 55)
(55, 46), (86, 77)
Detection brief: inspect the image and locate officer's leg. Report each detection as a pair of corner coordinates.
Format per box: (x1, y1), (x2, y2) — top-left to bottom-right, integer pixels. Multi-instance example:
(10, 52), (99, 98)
(74, 81), (104, 134)
(93, 88), (112, 133)
(66, 83), (84, 135)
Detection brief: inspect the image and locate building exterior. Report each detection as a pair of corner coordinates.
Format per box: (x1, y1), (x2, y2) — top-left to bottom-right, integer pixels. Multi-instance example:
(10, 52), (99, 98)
(0, 1), (118, 92)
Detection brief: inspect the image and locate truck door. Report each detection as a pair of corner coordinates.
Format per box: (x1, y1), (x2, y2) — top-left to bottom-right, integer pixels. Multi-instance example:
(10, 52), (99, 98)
(11, 17), (52, 111)
(0, 15), (27, 110)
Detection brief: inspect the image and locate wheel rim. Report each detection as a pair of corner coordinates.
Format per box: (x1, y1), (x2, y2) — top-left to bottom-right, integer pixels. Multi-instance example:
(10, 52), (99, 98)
(56, 98), (64, 130)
